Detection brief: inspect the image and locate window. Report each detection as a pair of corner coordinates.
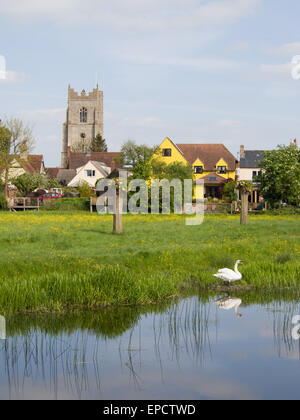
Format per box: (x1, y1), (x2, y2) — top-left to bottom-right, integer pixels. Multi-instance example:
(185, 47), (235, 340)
(194, 166), (203, 174)
(80, 107), (88, 123)
(217, 166), (227, 174)
(85, 170), (95, 177)
(163, 148), (172, 157)
(252, 171), (257, 179)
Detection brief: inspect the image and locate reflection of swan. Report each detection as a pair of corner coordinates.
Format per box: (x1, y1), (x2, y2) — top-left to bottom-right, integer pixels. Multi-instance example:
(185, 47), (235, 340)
(0, 316), (6, 340)
(214, 297), (243, 318)
(213, 260), (243, 284)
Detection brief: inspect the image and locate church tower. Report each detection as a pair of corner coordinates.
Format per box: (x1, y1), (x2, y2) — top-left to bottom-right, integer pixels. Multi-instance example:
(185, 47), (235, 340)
(61, 84), (104, 168)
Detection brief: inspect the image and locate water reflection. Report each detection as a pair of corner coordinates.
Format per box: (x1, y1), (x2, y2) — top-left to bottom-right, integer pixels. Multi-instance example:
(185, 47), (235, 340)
(0, 293), (299, 400)
(0, 316), (5, 340)
(214, 296), (243, 318)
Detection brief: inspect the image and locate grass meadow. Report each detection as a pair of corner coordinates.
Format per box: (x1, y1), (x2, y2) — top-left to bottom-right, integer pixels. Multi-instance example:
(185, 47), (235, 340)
(0, 212), (299, 313)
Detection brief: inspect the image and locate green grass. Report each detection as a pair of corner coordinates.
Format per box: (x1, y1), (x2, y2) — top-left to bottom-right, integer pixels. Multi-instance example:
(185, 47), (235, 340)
(0, 212), (299, 313)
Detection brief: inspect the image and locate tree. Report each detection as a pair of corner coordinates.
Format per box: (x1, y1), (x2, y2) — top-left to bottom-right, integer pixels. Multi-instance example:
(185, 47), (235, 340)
(71, 137), (91, 153)
(0, 118), (35, 198)
(121, 140), (157, 178)
(11, 173), (46, 196)
(258, 145), (300, 207)
(91, 134), (108, 152)
(78, 181), (92, 198)
(10, 173), (61, 196)
(151, 159), (193, 181)
(223, 180), (238, 202)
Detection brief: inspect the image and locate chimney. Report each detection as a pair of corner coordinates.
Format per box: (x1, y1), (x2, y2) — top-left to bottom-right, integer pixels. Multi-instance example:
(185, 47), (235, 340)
(240, 145), (245, 159)
(110, 158), (116, 173)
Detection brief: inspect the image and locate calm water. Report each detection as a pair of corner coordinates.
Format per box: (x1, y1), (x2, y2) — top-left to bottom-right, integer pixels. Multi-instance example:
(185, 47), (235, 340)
(0, 292), (300, 400)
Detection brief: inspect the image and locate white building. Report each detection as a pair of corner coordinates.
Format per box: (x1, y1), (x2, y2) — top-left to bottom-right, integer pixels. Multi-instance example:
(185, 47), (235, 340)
(68, 160), (111, 188)
(236, 145), (265, 207)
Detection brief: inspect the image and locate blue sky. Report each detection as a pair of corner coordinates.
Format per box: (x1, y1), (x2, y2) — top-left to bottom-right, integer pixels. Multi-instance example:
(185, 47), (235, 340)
(1, 0), (300, 167)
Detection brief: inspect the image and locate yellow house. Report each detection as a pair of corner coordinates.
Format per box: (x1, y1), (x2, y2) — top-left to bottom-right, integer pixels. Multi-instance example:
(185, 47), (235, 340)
(153, 137), (237, 199)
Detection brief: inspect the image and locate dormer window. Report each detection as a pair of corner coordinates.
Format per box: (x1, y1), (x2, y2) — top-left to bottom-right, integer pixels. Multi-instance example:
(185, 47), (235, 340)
(80, 107), (88, 123)
(163, 148), (172, 157)
(85, 170), (96, 177)
(217, 166), (227, 174)
(194, 166), (203, 174)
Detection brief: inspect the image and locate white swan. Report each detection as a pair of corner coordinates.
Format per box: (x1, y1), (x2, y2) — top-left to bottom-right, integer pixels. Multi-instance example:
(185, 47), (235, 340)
(214, 297), (243, 318)
(213, 260), (243, 284)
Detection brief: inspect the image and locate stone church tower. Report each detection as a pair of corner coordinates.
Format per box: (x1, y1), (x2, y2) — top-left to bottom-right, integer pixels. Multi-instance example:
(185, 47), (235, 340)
(61, 85), (103, 168)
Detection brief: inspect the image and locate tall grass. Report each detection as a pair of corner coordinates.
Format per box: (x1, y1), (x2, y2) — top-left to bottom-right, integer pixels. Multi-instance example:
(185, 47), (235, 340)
(0, 212), (299, 313)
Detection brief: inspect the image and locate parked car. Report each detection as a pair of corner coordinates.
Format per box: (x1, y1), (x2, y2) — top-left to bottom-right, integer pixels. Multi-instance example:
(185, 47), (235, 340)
(38, 192), (63, 202)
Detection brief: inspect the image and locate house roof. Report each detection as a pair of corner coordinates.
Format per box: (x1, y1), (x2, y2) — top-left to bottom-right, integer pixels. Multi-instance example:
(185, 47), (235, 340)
(240, 151), (265, 168)
(28, 155), (44, 173)
(45, 167), (60, 179)
(90, 161), (111, 177)
(201, 172), (229, 185)
(15, 155), (44, 175)
(57, 169), (76, 185)
(176, 144), (237, 171)
(68, 152), (123, 170)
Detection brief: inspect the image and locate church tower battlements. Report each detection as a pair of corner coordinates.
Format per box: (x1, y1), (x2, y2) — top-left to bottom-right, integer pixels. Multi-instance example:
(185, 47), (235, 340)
(61, 84), (104, 168)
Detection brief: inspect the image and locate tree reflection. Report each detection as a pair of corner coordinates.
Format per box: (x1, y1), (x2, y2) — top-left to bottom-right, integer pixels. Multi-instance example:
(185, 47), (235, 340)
(0, 293), (299, 399)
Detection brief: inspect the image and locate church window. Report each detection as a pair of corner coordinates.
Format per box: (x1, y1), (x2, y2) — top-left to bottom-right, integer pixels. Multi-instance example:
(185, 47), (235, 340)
(80, 107), (88, 123)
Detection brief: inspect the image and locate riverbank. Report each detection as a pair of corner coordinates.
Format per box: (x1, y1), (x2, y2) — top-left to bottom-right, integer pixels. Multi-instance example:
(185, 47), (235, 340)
(0, 213), (299, 313)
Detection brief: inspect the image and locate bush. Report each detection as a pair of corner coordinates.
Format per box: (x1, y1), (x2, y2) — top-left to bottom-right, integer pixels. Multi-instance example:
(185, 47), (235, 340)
(266, 206), (300, 215)
(42, 197), (90, 211)
(78, 182), (93, 198)
(0, 194), (8, 210)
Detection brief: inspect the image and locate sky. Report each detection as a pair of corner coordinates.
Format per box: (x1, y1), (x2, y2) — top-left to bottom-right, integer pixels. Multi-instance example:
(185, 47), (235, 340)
(1, 0), (300, 167)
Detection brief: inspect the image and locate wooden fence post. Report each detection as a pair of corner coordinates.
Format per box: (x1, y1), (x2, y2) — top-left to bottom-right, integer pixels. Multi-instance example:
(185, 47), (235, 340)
(113, 188), (123, 234)
(238, 181), (253, 226)
(240, 192), (249, 225)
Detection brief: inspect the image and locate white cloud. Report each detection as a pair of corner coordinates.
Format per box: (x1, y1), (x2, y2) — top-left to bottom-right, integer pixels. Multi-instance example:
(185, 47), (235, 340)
(265, 42), (300, 56)
(18, 108), (65, 122)
(0, 0), (262, 31)
(261, 62), (292, 75)
(114, 50), (242, 71)
(0, 70), (28, 84)
(105, 111), (163, 129)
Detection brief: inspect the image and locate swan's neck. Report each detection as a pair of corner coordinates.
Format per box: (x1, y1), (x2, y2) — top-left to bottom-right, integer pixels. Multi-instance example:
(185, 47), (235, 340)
(234, 302), (242, 317)
(234, 303), (241, 314)
(234, 262), (241, 275)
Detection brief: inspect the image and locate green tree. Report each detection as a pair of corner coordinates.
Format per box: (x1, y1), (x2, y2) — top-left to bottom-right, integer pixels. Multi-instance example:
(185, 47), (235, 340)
(151, 159), (193, 181)
(121, 140), (156, 179)
(0, 118), (35, 198)
(11, 173), (47, 196)
(91, 134), (108, 152)
(258, 145), (300, 207)
(78, 181), (92, 198)
(46, 178), (61, 189)
(223, 180), (238, 202)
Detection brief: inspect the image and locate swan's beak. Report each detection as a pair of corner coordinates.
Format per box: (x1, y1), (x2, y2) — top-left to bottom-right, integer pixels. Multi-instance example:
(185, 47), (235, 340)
(239, 261), (244, 265)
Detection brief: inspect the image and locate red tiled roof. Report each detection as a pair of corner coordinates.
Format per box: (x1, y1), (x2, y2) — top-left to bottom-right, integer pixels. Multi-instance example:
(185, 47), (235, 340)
(68, 152), (123, 170)
(17, 155), (44, 175)
(201, 173), (229, 185)
(25, 155), (44, 173)
(176, 144), (237, 171)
